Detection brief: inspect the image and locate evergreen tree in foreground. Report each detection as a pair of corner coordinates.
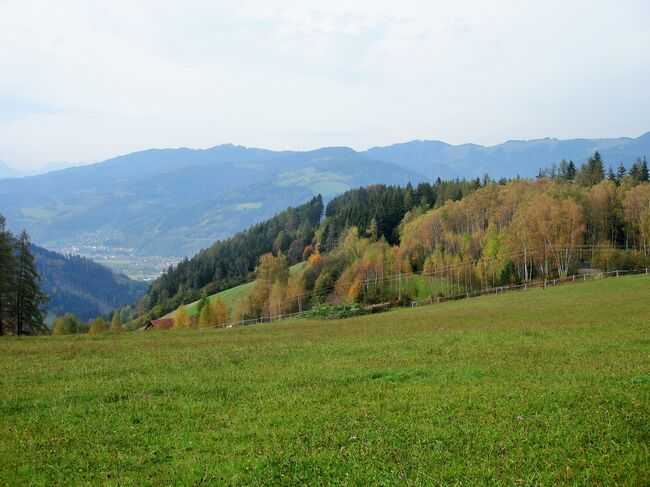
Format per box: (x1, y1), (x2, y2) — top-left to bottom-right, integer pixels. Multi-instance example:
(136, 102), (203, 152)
(12, 230), (48, 335)
(0, 216), (17, 336)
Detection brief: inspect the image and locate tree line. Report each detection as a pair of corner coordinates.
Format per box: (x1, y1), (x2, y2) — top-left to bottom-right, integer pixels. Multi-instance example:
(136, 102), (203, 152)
(51, 312), (124, 335)
(0, 214), (48, 335)
(318, 179), (480, 250)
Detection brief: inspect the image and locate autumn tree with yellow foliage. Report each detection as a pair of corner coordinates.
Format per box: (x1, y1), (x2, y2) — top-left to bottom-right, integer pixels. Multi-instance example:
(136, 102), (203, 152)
(173, 305), (191, 329)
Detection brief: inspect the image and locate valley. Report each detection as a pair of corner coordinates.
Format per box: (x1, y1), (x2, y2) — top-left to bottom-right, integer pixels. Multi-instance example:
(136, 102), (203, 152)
(53, 240), (180, 281)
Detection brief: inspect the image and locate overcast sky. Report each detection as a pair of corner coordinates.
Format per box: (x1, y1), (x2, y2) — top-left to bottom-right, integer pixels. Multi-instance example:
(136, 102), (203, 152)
(1, 0), (649, 170)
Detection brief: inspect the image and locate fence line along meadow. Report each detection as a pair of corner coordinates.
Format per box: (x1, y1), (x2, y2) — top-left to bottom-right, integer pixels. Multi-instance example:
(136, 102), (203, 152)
(206, 267), (649, 331)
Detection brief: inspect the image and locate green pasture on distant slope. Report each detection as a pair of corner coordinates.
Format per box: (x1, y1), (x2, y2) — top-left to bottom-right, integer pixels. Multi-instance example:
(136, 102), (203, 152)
(164, 262), (307, 318)
(1, 275), (649, 484)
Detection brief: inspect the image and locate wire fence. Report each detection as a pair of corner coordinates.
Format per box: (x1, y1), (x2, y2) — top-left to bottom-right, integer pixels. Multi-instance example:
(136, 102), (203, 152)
(206, 267), (649, 331)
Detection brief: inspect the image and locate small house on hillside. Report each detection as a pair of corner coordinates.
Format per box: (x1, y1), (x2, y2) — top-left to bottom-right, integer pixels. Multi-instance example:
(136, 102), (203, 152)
(149, 318), (174, 330)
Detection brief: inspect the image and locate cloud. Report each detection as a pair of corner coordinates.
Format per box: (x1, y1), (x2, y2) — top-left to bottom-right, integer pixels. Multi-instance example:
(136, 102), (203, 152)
(0, 0), (649, 169)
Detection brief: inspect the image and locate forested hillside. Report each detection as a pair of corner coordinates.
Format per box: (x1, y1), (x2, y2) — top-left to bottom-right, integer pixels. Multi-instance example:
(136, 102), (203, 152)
(132, 196), (324, 323)
(31, 245), (148, 321)
(120, 152), (650, 328)
(129, 179), (481, 325)
(0, 146), (424, 257)
(318, 179), (480, 249)
(232, 154), (650, 322)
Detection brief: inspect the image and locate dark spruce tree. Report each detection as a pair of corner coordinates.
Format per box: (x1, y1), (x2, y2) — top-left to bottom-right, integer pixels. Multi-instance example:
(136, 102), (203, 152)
(0, 215), (17, 336)
(13, 230), (48, 335)
(577, 151), (605, 186)
(616, 162), (627, 185)
(607, 166), (616, 183)
(566, 160), (576, 180)
(629, 157), (649, 183)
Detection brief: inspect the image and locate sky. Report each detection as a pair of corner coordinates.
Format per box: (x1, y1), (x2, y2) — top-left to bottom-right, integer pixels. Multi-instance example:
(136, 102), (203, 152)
(1, 0), (649, 170)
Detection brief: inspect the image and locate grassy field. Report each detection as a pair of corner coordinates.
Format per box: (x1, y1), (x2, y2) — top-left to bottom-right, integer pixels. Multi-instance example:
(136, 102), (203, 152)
(1, 276), (649, 484)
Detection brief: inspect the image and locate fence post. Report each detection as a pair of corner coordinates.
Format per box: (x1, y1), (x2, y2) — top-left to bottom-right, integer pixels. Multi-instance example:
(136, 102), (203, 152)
(616, 270), (619, 278)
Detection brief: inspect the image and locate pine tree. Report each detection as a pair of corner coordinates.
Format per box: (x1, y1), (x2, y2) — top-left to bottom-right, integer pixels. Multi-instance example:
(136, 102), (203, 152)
(0, 215), (17, 336)
(12, 230), (48, 335)
(111, 311), (122, 330)
(629, 157), (642, 180)
(577, 151), (605, 186)
(641, 157), (649, 183)
(566, 160), (576, 181)
(616, 162), (627, 184)
(607, 166), (616, 183)
(559, 159), (570, 180)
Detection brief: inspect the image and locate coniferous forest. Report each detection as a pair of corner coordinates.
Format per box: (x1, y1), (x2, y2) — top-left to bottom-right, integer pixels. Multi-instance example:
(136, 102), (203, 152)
(135, 196), (325, 323)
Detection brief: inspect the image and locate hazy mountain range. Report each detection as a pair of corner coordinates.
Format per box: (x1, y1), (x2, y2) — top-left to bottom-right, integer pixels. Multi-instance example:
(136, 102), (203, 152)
(1, 133), (648, 259)
(0, 159), (75, 179)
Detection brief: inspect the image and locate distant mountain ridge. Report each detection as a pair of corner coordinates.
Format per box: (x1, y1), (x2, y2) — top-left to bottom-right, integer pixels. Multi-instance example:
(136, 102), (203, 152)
(0, 159), (76, 179)
(0, 132), (648, 258)
(0, 160), (22, 179)
(365, 133), (650, 180)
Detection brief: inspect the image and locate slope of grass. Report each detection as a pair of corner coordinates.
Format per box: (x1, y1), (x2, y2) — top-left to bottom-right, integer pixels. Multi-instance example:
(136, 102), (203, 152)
(1, 275), (648, 484)
(164, 262), (307, 319)
(185, 281), (255, 318)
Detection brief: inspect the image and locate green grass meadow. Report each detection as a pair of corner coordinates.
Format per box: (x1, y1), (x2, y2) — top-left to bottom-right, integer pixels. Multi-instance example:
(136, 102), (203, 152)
(1, 276), (649, 484)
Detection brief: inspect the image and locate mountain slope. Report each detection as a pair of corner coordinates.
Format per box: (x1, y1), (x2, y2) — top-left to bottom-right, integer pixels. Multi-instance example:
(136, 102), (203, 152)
(31, 244), (148, 321)
(0, 147), (425, 257)
(1, 133), (648, 259)
(365, 133), (650, 179)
